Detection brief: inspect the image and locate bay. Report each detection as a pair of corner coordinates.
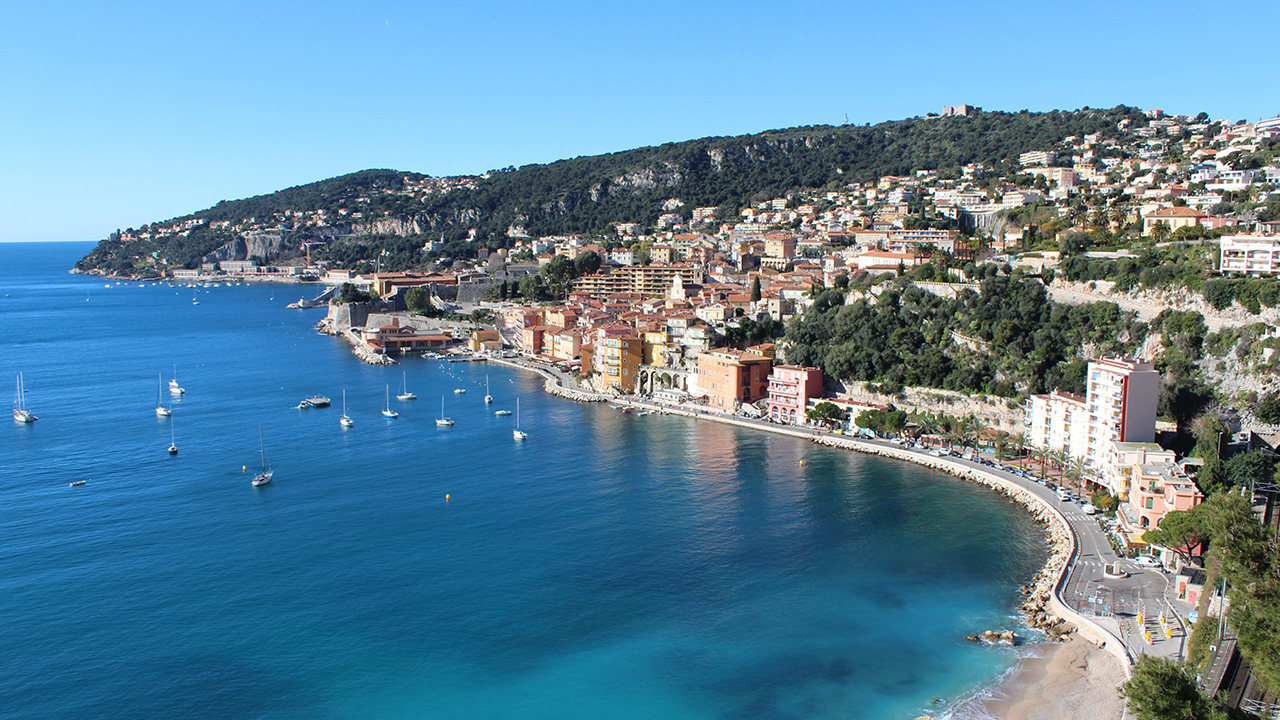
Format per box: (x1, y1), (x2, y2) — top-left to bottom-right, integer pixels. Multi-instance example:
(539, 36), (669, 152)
(0, 242), (1045, 719)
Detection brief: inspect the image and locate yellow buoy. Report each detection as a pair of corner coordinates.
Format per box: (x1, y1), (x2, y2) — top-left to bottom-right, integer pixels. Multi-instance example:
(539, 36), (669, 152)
(242, 465), (247, 472)
(445, 494), (451, 502)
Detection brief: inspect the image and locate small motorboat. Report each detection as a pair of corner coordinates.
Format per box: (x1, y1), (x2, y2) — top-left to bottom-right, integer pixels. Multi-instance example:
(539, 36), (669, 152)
(69, 480), (86, 487)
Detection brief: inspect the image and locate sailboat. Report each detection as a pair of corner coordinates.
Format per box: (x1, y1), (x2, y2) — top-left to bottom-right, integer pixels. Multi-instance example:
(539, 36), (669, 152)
(155, 374), (172, 417)
(484, 374), (493, 404)
(512, 397), (527, 440)
(13, 372), (37, 423)
(396, 371), (416, 401)
(436, 396), (454, 427)
(252, 426), (272, 486)
(168, 416), (178, 455)
(382, 385), (399, 419)
(169, 365), (185, 395)
(340, 389), (354, 428)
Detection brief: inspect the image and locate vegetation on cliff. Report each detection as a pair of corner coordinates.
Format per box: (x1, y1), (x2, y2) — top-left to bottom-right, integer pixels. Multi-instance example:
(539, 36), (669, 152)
(77, 106), (1145, 273)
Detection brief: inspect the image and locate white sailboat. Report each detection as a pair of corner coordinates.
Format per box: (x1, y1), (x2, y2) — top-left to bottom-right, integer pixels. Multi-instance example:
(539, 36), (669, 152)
(252, 426), (272, 486)
(169, 365), (185, 395)
(168, 415), (178, 455)
(436, 396), (454, 427)
(484, 374), (493, 404)
(13, 372), (36, 423)
(396, 371), (416, 401)
(513, 397), (527, 440)
(340, 389), (354, 428)
(382, 385), (398, 419)
(155, 374), (172, 417)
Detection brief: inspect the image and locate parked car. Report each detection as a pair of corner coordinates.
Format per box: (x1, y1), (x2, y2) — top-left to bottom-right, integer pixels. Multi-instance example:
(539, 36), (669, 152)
(1081, 503), (1097, 515)
(1056, 490), (1071, 502)
(1134, 556), (1162, 568)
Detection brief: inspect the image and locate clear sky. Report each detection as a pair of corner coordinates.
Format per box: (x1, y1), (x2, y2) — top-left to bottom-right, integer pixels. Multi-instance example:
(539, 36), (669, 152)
(2, 0), (1277, 242)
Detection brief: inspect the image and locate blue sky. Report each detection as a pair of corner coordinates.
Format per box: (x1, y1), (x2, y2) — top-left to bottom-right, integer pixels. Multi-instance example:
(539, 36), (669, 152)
(2, 0), (1277, 242)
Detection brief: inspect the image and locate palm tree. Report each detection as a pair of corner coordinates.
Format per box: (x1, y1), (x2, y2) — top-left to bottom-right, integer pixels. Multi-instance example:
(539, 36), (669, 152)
(993, 430), (1012, 460)
(963, 415), (987, 452)
(1011, 432), (1029, 461)
(1064, 456), (1088, 497)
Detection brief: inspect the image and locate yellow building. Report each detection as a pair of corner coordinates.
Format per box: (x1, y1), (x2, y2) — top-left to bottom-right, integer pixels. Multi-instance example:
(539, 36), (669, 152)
(593, 327), (643, 393)
(642, 331), (670, 366)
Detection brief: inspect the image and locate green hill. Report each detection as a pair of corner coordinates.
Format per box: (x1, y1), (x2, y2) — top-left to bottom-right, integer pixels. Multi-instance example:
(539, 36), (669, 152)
(75, 106), (1145, 275)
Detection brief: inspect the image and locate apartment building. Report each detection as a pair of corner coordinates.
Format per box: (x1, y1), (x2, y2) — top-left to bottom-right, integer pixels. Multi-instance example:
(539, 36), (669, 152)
(572, 264), (703, 300)
(1122, 461), (1204, 532)
(1019, 150), (1056, 167)
(766, 365), (824, 425)
(592, 327), (643, 393)
(1027, 357), (1159, 485)
(1085, 358), (1159, 472)
(697, 346), (774, 413)
(1219, 234), (1280, 276)
(1027, 390), (1090, 460)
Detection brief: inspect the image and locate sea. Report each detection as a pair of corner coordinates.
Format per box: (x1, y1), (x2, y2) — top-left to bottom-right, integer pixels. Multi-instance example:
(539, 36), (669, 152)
(0, 242), (1046, 720)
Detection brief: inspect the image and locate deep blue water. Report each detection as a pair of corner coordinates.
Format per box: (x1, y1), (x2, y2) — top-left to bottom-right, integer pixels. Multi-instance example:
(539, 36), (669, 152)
(0, 242), (1045, 720)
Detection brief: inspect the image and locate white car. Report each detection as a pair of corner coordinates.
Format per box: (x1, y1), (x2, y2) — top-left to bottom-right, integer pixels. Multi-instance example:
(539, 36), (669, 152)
(1080, 503), (1097, 515)
(1133, 556), (1162, 568)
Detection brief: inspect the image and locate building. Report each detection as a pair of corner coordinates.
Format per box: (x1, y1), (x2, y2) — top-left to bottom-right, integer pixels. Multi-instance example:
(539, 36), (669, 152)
(1219, 234), (1280, 276)
(1143, 206), (1207, 235)
(1019, 150), (1057, 167)
(766, 366), (824, 425)
(1028, 391), (1090, 460)
(592, 327), (643, 393)
(571, 264), (704, 300)
(467, 328), (503, 354)
(1085, 358), (1160, 473)
(942, 104), (980, 116)
(697, 347), (774, 413)
(1109, 442), (1176, 499)
(1027, 358), (1160, 483)
(1122, 461), (1204, 533)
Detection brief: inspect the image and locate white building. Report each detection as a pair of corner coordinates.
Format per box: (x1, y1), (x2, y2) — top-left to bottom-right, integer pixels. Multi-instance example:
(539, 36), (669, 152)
(1085, 358), (1159, 473)
(1220, 234), (1280, 276)
(1019, 150), (1056, 167)
(1028, 390), (1089, 460)
(1027, 357), (1160, 485)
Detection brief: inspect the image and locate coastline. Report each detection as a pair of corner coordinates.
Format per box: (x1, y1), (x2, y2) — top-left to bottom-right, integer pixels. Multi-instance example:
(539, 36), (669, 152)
(483, 354), (1129, 719)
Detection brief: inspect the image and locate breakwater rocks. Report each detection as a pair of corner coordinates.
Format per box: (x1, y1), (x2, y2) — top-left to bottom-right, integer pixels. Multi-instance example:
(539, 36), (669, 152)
(316, 318), (396, 365)
(966, 630), (1020, 646)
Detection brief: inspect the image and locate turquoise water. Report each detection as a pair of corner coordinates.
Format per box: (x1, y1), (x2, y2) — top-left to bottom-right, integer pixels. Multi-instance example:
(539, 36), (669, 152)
(0, 242), (1045, 719)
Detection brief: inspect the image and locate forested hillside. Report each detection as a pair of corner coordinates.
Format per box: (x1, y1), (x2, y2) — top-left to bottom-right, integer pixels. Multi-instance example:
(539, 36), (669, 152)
(76, 106), (1144, 274)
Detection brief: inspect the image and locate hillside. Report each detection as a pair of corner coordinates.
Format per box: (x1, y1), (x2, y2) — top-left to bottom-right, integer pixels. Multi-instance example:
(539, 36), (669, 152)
(75, 106), (1145, 276)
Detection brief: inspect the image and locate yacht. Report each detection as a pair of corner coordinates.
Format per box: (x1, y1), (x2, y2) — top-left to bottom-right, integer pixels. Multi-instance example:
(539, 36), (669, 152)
(155, 374), (172, 417)
(382, 386), (399, 419)
(396, 371), (416, 401)
(252, 426), (273, 486)
(512, 398), (527, 441)
(13, 372), (36, 423)
(436, 396), (454, 427)
(340, 389), (354, 428)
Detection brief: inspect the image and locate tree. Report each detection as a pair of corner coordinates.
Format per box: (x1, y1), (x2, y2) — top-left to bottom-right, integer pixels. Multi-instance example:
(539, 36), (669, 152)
(573, 250), (601, 278)
(1223, 449), (1276, 492)
(1150, 220), (1172, 243)
(750, 276), (762, 303)
(1120, 654), (1231, 720)
(541, 255), (577, 298)
(807, 401), (844, 427)
(1147, 503), (1211, 564)
(404, 286), (430, 313)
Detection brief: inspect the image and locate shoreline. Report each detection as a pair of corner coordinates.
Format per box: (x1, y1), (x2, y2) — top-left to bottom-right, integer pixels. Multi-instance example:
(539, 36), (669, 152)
(484, 354), (1129, 719)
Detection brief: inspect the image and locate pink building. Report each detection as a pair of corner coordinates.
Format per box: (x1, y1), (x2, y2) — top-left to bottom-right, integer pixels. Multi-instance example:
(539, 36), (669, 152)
(1122, 461), (1204, 533)
(766, 365), (824, 425)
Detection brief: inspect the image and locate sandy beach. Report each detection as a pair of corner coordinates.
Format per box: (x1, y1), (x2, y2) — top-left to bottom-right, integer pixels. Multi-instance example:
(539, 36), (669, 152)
(948, 638), (1125, 720)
